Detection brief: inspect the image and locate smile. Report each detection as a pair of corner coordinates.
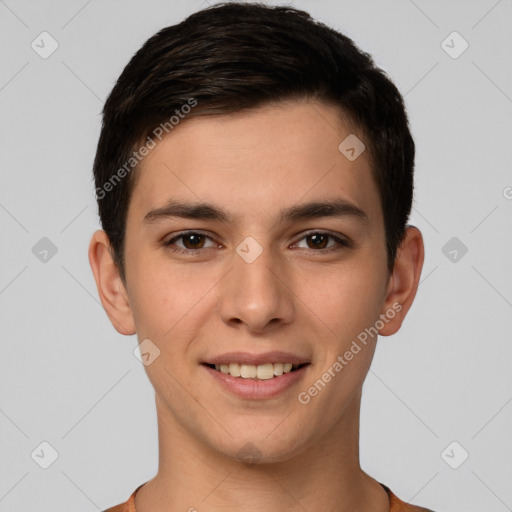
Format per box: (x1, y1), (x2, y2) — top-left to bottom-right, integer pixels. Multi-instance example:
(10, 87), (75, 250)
(204, 362), (307, 379)
(202, 362), (311, 400)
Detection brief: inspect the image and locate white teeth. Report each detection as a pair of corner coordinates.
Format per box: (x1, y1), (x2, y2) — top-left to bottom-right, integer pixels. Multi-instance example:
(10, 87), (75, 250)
(240, 364), (257, 378)
(228, 363), (240, 377)
(273, 363), (284, 376)
(256, 363), (274, 380)
(211, 362), (301, 379)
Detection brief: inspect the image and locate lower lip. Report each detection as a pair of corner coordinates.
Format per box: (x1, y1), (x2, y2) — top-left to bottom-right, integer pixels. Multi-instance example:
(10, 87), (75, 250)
(202, 364), (310, 400)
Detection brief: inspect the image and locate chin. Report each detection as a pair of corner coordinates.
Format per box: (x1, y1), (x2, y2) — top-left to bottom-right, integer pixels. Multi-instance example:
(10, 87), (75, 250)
(215, 434), (307, 466)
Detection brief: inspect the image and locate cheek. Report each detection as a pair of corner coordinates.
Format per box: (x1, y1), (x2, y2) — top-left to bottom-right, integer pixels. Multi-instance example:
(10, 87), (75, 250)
(126, 264), (175, 340)
(299, 262), (384, 340)
(128, 263), (212, 348)
(128, 272), (195, 391)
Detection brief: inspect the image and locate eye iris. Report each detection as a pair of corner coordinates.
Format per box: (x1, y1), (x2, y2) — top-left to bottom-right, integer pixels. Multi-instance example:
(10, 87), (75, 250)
(183, 233), (205, 249)
(177, 233), (336, 250)
(307, 233), (328, 249)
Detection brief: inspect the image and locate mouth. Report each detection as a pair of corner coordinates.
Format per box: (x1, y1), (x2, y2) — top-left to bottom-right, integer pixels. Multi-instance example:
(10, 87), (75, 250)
(202, 362), (310, 380)
(201, 360), (311, 400)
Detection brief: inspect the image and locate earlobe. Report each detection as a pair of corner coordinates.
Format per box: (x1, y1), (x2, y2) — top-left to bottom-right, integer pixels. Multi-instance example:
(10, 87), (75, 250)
(378, 225), (425, 337)
(88, 229), (136, 336)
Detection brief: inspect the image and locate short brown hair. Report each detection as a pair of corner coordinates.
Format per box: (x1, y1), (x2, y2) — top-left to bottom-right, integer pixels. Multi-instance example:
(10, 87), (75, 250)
(93, 1), (415, 284)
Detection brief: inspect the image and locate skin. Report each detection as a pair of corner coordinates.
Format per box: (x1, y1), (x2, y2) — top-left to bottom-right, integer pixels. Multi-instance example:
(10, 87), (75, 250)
(89, 99), (424, 512)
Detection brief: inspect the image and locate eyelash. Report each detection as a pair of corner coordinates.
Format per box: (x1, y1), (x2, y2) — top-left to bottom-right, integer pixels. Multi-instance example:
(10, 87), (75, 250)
(163, 230), (350, 256)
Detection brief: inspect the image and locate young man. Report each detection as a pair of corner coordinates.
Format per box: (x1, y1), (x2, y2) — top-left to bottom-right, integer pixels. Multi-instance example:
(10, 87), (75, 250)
(89, 2), (431, 511)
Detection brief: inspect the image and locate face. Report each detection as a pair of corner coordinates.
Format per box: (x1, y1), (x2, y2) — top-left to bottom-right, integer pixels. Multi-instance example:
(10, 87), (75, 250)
(98, 100), (409, 463)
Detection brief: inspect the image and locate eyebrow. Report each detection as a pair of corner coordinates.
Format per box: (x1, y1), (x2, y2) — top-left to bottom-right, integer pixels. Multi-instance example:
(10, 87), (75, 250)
(143, 198), (369, 226)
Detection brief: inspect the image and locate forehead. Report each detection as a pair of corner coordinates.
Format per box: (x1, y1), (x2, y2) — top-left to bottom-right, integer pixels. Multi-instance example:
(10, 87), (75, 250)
(128, 100), (381, 230)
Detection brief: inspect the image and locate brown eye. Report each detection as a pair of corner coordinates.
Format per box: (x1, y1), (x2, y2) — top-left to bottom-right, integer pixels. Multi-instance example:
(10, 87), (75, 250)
(305, 233), (329, 249)
(294, 231), (350, 254)
(164, 231), (217, 254)
(181, 233), (206, 249)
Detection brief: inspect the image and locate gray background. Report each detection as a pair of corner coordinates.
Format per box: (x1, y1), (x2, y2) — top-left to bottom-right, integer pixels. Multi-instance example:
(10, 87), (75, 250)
(1, 0), (511, 510)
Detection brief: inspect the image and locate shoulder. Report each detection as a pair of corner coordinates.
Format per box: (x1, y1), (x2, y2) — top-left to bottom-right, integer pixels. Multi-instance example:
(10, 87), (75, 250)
(381, 483), (436, 512)
(101, 492), (134, 512)
(102, 504), (127, 512)
(102, 483), (143, 512)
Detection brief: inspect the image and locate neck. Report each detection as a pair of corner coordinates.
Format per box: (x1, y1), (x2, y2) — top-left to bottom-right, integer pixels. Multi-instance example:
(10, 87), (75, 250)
(135, 389), (389, 512)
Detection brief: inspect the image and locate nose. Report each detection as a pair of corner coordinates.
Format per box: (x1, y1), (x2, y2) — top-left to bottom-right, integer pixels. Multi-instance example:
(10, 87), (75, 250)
(217, 240), (295, 334)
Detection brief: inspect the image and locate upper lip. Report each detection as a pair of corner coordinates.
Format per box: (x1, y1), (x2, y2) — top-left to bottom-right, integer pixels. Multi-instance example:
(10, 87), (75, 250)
(202, 351), (310, 366)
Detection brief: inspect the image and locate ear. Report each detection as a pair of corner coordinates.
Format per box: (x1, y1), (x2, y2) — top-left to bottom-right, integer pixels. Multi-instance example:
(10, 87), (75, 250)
(378, 225), (425, 336)
(88, 229), (136, 335)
